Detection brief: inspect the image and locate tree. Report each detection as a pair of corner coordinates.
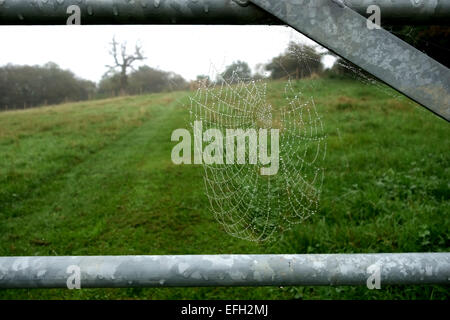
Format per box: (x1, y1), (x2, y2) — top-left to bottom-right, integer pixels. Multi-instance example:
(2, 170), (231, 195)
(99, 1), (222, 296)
(105, 37), (146, 95)
(128, 66), (187, 94)
(265, 42), (323, 80)
(196, 75), (210, 82)
(219, 60), (252, 83)
(252, 63), (268, 80)
(127, 66), (171, 94)
(0, 63), (96, 110)
(99, 65), (188, 96)
(190, 75), (210, 91)
(166, 72), (189, 92)
(98, 72), (122, 97)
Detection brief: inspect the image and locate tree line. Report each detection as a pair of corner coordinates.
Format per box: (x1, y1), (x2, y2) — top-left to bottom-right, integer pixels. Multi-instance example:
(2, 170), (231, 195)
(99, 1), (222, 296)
(0, 40), (371, 111)
(0, 62), (96, 111)
(0, 62), (189, 111)
(0, 40), (356, 111)
(1, 25), (448, 111)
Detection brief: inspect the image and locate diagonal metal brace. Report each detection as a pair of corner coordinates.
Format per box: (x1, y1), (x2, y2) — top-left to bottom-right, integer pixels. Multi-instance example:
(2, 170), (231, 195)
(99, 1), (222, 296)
(249, 0), (450, 121)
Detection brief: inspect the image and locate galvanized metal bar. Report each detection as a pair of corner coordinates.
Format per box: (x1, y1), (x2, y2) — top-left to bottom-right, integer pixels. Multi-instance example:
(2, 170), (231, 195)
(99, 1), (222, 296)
(1, 0), (450, 25)
(250, 0), (450, 121)
(0, 0), (281, 25)
(0, 253), (449, 288)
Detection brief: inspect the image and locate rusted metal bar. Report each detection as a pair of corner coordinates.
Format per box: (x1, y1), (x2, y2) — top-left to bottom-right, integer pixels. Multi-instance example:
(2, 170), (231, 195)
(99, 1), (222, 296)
(0, 253), (449, 288)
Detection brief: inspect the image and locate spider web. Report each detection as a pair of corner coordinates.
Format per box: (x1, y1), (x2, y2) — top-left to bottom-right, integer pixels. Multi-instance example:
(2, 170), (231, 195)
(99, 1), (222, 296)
(185, 24), (424, 241)
(189, 66), (327, 242)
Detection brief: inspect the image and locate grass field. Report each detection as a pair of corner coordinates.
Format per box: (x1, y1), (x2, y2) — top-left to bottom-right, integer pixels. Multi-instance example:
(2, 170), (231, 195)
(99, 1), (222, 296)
(0, 78), (448, 299)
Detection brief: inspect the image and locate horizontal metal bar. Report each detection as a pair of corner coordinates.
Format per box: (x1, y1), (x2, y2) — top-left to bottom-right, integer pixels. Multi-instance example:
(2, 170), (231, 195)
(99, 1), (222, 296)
(0, 253), (448, 288)
(0, 0), (450, 25)
(0, 0), (281, 25)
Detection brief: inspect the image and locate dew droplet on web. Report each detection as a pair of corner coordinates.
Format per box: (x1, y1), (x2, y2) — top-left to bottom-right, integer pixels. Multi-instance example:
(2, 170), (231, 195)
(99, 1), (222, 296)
(190, 63), (327, 242)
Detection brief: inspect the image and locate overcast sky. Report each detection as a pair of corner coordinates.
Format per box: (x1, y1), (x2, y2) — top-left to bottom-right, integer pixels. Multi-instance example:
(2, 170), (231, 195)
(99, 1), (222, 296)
(0, 25), (336, 83)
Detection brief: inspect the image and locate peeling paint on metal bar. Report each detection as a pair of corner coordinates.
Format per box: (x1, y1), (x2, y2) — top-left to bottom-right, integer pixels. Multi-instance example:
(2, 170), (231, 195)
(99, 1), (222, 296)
(0, 253), (449, 288)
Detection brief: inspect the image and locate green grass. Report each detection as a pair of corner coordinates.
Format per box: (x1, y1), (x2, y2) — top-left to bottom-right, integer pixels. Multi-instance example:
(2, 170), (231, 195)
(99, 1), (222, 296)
(0, 78), (448, 299)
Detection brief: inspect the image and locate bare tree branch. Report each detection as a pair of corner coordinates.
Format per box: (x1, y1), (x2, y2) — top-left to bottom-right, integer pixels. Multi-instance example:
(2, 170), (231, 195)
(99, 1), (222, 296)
(107, 36), (146, 94)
